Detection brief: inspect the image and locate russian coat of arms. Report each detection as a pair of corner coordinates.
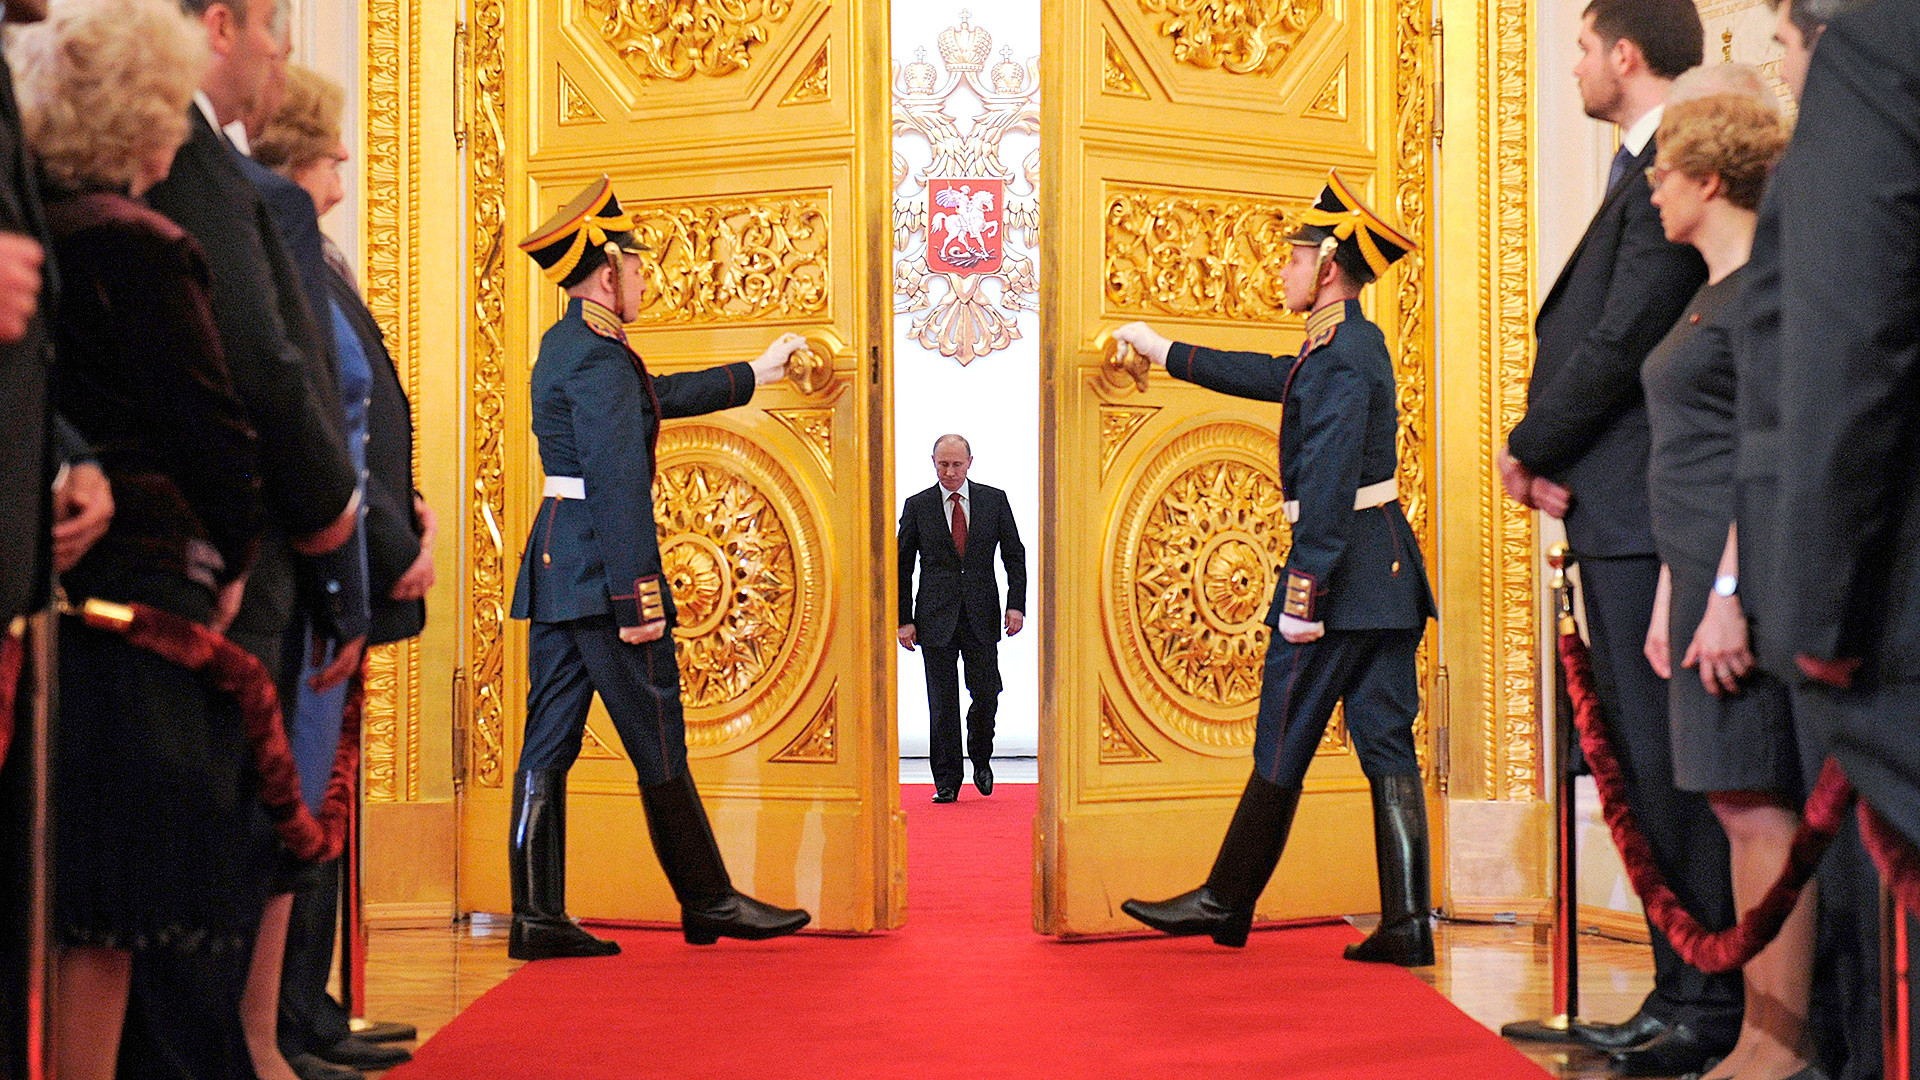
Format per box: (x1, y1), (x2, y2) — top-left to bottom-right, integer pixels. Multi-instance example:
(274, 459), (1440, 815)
(893, 11), (1038, 366)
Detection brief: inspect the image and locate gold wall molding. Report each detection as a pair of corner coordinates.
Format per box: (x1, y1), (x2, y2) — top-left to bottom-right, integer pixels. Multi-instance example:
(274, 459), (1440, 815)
(1099, 405), (1158, 479)
(769, 685), (837, 763)
(767, 407), (835, 480)
(628, 192), (830, 327)
(578, 722), (625, 759)
(581, 0), (794, 82)
(1391, 0), (1436, 780)
(1106, 422), (1288, 754)
(558, 66), (604, 124)
(1098, 692), (1159, 763)
(363, 0), (423, 802)
(780, 43), (830, 105)
(466, 0), (511, 789)
(1103, 185), (1296, 323)
(653, 424), (826, 751)
(1481, 0), (1538, 801)
(1101, 31), (1149, 99)
(1136, 0), (1322, 76)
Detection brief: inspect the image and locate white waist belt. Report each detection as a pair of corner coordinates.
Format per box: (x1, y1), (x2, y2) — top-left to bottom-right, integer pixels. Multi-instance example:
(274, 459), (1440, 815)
(1283, 478), (1398, 525)
(543, 475), (585, 500)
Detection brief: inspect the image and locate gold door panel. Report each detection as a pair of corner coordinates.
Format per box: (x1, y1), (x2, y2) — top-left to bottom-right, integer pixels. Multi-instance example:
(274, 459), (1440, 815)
(460, 0), (899, 932)
(1039, 0), (1436, 934)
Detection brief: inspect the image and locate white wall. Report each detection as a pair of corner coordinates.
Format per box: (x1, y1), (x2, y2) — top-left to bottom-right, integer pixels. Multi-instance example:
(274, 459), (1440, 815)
(285, 0), (363, 272)
(891, 2), (1040, 757)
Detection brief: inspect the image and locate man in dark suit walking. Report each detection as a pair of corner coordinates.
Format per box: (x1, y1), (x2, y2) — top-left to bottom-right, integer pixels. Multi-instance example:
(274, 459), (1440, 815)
(1499, 1), (1741, 1075)
(897, 435), (1026, 803)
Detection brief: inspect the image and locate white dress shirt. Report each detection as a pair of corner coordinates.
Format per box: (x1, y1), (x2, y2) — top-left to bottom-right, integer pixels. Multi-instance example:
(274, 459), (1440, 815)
(940, 480), (971, 535)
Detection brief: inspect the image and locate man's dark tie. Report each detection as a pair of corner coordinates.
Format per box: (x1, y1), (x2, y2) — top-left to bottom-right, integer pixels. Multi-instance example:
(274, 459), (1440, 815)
(1606, 144), (1635, 193)
(949, 492), (967, 558)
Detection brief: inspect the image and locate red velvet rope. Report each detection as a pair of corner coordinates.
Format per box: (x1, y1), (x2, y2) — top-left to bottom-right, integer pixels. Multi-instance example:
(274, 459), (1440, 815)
(79, 601), (359, 862)
(1558, 628), (1852, 973)
(0, 631), (21, 767)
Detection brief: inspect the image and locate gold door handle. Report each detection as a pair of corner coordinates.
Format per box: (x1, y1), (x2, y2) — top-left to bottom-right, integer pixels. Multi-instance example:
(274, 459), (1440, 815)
(786, 329), (842, 397)
(1095, 329), (1150, 394)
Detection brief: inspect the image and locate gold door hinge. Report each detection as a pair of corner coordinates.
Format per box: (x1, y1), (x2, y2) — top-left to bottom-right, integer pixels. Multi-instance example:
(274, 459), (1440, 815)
(1431, 15), (1445, 149)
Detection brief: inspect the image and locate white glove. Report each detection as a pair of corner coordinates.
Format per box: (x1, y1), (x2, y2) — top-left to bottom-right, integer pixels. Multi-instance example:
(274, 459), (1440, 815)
(1278, 614), (1325, 644)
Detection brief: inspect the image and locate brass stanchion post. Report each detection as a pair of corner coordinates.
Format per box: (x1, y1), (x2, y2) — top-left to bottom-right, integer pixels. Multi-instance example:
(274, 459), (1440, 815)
(1503, 542), (1583, 1042)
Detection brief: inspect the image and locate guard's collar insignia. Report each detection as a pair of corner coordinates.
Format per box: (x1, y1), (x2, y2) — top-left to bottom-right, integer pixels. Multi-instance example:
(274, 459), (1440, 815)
(579, 298), (627, 342)
(1302, 303), (1345, 353)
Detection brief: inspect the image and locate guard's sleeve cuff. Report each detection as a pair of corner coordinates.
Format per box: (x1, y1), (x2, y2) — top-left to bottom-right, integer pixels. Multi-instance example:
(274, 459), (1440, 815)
(1282, 569), (1320, 622)
(610, 574), (668, 628)
(1166, 342), (1196, 382)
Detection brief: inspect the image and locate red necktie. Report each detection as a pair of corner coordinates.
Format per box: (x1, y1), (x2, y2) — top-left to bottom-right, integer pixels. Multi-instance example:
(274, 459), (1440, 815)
(949, 492), (967, 558)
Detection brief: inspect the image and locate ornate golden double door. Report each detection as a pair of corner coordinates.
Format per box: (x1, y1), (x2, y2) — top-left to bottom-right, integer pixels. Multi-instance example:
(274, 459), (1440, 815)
(459, 0), (1431, 933)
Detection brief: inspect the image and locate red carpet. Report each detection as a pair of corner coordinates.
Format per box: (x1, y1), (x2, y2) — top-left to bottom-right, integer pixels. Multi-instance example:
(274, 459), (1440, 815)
(392, 785), (1550, 1079)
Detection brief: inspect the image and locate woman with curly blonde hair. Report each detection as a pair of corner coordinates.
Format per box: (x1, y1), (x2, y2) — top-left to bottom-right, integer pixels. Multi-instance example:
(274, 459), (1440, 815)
(1639, 81), (1806, 1080)
(9, 1), (270, 1078)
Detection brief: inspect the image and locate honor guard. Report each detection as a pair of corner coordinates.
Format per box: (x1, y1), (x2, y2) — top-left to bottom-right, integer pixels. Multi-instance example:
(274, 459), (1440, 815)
(507, 177), (812, 959)
(1111, 172), (1438, 965)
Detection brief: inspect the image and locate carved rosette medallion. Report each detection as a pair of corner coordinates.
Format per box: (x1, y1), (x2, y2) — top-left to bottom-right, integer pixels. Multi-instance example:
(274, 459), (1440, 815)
(1106, 423), (1290, 753)
(1104, 186), (1298, 323)
(651, 425), (825, 750)
(1137, 0), (1323, 76)
(580, 0), (794, 82)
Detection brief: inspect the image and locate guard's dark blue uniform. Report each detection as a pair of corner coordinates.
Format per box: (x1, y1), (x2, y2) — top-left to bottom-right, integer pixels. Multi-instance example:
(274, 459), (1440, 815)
(508, 297), (754, 785)
(1166, 299), (1436, 786)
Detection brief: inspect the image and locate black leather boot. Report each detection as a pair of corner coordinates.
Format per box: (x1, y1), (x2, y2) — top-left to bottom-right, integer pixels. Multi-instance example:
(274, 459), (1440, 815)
(640, 772), (812, 945)
(1122, 773), (1301, 947)
(508, 770), (620, 960)
(1344, 773), (1435, 966)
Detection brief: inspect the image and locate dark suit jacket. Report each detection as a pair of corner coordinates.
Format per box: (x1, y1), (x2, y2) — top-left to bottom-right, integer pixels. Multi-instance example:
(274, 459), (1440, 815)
(241, 153), (368, 645)
(146, 107), (356, 660)
(897, 481), (1026, 648)
(1167, 301), (1435, 631)
(1733, 180), (1789, 668)
(0, 54), (55, 622)
(326, 262), (424, 646)
(1770, 1), (1920, 842)
(510, 298), (755, 628)
(1508, 137), (1707, 558)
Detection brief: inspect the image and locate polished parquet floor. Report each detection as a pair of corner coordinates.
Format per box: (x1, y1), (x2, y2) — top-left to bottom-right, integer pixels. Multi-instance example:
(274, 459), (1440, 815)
(361, 914), (1656, 1078)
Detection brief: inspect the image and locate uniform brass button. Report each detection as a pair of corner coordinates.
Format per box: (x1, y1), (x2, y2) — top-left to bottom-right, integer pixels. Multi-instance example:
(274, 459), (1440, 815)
(542, 554), (551, 565)
(1391, 560), (1401, 574)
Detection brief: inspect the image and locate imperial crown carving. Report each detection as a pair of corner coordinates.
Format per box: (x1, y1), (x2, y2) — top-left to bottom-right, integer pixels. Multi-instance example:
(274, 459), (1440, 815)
(936, 10), (993, 71)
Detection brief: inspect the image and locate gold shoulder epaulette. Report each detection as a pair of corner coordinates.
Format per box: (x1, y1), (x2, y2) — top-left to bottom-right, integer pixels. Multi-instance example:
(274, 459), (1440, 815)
(579, 299), (628, 343)
(1302, 303), (1345, 354)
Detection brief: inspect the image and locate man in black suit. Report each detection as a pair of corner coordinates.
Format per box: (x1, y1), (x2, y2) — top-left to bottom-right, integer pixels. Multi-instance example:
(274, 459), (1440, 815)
(1499, 1), (1741, 1074)
(1771, 4), (1920, 1077)
(897, 435), (1026, 802)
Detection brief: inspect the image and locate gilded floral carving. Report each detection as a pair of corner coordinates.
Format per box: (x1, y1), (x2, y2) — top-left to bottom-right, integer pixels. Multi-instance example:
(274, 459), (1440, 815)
(1098, 692), (1159, 763)
(1137, 0), (1322, 76)
(780, 43), (830, 105)
(627, 194), (830, 327)
(768, 407), (835, 481)
(1102, 31), (1149, 98)
(652, 426), (824, 750)
(558, 66), (603, 124)
(769, 686), (837, 763)
(582, 0), (794, 82)
(1107, 423), (1290, 752)
(1099, 405), (1158, 479)
(1103, 186), (1298, 323)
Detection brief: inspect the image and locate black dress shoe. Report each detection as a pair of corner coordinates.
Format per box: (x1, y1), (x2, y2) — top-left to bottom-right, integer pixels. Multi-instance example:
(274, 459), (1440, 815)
(1609, 1024), (1730, 1078)
(348, 1019), (417, 1044)
(932, 788), (958, 803)
(316, 1036), (411, 1070)
(974, 763), (993, 796)
(1568, 1010), (1669, 1052)
(287, 1052), (362, 1080)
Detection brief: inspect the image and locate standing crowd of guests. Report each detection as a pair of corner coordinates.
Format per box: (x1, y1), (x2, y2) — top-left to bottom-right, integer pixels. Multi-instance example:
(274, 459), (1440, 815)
(0, 0), (431, 1076)
(1501, 1), (1919, 1078)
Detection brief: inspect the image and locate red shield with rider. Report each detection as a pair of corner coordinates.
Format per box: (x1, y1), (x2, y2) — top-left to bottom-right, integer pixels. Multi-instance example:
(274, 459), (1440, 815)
(926, 177), (1004, 275)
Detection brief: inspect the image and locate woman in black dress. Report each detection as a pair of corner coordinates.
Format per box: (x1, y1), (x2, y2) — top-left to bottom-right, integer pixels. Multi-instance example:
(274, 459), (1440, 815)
(1639, 85), (1799, 1080)
(8, 1), (267, 1077)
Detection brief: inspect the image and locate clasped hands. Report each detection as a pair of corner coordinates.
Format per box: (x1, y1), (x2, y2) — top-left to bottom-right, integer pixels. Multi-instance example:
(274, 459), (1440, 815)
(1496, 446), (1571, 518)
